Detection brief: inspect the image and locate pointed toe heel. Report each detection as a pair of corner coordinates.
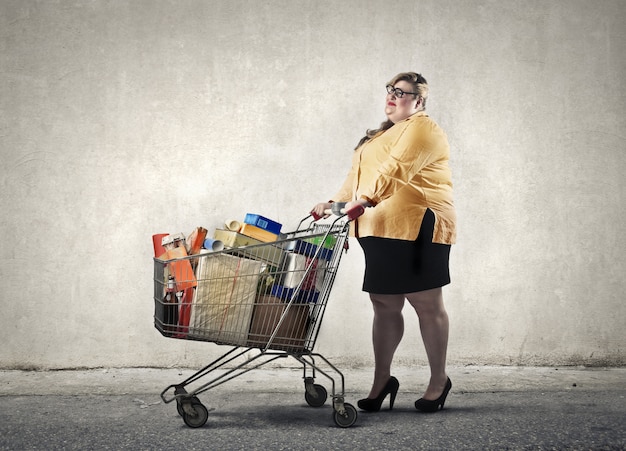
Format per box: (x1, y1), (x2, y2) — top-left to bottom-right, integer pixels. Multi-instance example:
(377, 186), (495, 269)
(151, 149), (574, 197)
(358, 376), (400, 412)
(415, 377), (452, 413)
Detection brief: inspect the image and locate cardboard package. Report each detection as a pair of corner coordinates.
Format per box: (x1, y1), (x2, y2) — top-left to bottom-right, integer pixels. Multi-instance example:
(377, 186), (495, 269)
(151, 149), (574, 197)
(213, 229), (284, 266)
(247, 295), (310, 352)
(152, 233), (169, 257)
(243, 213), (282, 235)
(189, 253), (263, 345)
(239, 223), (278, 242)
(186, 227), (208, 255)
(161, 246), (197, 291)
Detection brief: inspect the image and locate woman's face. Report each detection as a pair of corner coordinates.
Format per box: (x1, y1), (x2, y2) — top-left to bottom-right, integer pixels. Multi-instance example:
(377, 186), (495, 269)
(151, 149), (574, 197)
(384, 80), (421, 123)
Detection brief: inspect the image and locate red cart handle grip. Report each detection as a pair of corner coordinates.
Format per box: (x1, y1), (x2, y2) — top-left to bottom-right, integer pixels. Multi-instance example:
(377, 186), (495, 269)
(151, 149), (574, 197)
(310, 203), (364, 221)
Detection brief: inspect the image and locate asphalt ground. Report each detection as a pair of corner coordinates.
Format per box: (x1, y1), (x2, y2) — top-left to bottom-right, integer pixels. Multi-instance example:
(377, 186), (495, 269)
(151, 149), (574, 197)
(0, 365), (624, 450)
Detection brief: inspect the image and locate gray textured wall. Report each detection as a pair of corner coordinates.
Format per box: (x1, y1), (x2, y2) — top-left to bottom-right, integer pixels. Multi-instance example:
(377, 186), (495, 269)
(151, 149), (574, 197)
(1, 0), (624, 369)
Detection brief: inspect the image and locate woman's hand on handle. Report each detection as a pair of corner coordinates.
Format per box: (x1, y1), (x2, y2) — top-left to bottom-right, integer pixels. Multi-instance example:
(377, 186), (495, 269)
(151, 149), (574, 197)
(310, 199), (370, 221)
(311, 202), (333, 220)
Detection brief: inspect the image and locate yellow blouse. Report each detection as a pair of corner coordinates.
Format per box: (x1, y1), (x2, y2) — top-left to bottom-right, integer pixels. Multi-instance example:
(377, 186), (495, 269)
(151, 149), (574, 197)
(332, 111), (456, 244)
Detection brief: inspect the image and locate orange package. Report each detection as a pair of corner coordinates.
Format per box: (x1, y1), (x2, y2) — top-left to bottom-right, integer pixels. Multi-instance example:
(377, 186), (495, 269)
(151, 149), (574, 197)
(162, 246), (197, 291)
(186, 227), (208, 255)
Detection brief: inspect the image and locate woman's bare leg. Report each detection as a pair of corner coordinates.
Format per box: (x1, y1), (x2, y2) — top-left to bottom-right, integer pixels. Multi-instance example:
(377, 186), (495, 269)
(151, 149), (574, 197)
(405, 287), (449, 400)
(367, 293), (405, 398)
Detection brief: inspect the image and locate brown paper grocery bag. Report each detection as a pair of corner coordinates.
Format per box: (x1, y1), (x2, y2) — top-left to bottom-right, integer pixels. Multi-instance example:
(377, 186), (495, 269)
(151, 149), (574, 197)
(247, 295), (310, 352)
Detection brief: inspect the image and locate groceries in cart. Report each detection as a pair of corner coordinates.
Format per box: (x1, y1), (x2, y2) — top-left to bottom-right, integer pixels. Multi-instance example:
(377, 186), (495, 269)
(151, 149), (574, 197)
(152, 213), (335, 349)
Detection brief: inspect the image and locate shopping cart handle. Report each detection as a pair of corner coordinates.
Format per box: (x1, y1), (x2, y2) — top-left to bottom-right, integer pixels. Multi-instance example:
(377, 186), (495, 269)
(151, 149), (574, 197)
(310, 203), (365, 221)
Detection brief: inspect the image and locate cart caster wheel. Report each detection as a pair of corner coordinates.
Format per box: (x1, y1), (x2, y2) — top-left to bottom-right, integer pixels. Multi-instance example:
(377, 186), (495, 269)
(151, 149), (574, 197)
(177, 396), (200, 417)
(333, 403), (357, 428)
(305, 384), (328, 407)
(182, 400), (209, 428)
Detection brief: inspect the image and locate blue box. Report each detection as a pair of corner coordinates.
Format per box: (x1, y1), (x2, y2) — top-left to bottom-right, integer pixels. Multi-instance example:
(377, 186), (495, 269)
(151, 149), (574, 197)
(271, 285), (320, 304)
(288, 239), (333, 261)
(244, 214), (282, 235)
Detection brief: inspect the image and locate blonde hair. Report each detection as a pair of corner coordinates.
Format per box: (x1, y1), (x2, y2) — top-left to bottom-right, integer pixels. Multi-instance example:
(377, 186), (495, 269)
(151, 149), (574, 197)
(355, 72), (429, 150)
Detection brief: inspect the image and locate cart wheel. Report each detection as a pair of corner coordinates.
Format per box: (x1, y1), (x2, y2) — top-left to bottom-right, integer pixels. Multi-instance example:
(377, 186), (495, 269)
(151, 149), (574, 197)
(305, 384), (328, 407)
(182, 401), (209, 428)
(177, 396), (200, 417)
(333, 403), (357, 428)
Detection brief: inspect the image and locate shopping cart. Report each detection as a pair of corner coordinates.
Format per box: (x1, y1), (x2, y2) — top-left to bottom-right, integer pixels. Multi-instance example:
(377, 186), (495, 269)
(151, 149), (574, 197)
(153, 204), (364, 428)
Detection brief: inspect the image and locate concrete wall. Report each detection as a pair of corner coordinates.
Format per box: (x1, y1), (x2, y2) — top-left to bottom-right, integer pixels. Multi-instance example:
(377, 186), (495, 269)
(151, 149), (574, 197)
(1, 0), (624, 369)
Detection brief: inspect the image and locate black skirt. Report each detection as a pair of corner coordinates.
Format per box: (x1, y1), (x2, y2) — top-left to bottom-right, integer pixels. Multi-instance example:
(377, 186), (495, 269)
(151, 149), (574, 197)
(357, 209), (451, 294)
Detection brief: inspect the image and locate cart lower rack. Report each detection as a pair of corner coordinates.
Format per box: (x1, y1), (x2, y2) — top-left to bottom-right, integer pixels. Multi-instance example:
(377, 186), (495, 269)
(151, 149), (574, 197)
(153, 210), (362, 428)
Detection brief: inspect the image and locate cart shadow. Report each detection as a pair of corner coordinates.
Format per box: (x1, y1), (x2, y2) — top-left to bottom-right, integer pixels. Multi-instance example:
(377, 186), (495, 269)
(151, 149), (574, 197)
(170, 401), (491, 432)
(191, 402), (362, 430)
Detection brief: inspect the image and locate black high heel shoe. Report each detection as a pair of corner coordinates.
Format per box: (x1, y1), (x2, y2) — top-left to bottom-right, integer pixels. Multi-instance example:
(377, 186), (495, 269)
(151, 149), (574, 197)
(357, 376), (400, 412)
(415, 377), (452, 412)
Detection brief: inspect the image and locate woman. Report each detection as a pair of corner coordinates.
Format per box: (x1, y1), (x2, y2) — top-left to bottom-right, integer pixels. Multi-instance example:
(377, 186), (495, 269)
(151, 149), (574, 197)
(312, 72), (456, 413)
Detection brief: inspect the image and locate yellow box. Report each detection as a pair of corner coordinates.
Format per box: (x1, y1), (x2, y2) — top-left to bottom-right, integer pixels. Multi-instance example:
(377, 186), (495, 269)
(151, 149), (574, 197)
(239, 223), (279, 242)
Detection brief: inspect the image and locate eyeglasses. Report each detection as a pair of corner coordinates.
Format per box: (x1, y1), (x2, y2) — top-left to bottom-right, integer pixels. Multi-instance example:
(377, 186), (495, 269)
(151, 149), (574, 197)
(386, 85), (418, 98)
